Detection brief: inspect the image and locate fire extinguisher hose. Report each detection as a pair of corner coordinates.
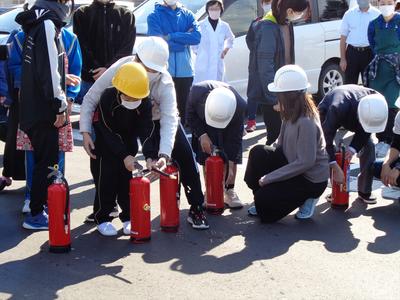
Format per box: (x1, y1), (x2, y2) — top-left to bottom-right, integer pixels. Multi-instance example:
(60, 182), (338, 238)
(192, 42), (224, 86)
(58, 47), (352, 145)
(215, 149), (230, 186)
(170, 159), (182, 201)
(61, 177), (70, 235)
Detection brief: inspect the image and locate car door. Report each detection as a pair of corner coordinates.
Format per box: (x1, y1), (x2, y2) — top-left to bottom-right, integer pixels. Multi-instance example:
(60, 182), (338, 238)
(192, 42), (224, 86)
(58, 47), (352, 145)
(219, 0), (258, 98)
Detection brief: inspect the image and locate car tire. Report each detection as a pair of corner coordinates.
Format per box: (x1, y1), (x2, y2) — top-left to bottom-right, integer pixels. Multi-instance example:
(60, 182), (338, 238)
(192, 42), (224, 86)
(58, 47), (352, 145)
(317, 63), (344, 100)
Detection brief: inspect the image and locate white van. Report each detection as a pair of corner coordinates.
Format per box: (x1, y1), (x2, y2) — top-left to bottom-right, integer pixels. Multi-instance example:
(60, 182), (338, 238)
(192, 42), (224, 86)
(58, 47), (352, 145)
(134, 0), (353, 99)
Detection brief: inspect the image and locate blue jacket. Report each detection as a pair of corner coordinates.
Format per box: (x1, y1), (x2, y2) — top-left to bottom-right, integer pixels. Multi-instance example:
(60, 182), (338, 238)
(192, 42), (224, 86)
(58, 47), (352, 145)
(147, 3), (200, 77)
(0, 30), (20, 123)
(0, 61), (7, 123)
(9, 28), (82, 101)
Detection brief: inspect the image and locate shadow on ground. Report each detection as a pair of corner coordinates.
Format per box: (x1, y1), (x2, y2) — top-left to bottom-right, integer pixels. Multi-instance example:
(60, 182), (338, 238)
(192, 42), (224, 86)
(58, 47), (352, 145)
(0, 196), (398, 299)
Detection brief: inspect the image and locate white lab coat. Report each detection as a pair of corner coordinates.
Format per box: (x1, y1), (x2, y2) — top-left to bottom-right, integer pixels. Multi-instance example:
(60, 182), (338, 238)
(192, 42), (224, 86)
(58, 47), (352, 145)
(193, 18), (234, 84)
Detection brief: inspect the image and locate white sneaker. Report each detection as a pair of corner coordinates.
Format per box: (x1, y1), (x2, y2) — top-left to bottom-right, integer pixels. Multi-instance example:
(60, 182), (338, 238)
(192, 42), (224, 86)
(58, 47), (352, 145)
(22, 199), (31, 214)
(296, 198), (319, 219)
(97, 222), (118, 236)
(224, 189), (243, 209)
(375, 142), (390, 159)
(122, 221), (131, 235)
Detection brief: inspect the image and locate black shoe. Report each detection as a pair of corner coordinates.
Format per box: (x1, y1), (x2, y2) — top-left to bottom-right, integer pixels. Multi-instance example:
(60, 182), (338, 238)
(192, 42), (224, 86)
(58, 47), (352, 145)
(84, 213), (95, 223)
(85, 207), (119, 224)
(187, 205), (209, 230)
(0, 177), (11, 192)
(357, 193), (377, 204)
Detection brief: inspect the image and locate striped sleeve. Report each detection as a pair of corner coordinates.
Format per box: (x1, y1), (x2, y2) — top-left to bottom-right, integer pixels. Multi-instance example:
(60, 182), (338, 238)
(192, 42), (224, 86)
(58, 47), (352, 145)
(44, 20), (67, 113)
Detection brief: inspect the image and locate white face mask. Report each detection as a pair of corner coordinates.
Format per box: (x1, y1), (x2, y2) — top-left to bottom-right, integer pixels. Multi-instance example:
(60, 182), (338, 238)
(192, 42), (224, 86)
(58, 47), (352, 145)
(209, 10), (221, 20)
(164, 0), (177, 6)
(287, 11), (304, 22)
(147, 72), (160, 82)
(262, 4), (271, 13)
(121, 98), (142, 110)
(379, 5), (395, 17)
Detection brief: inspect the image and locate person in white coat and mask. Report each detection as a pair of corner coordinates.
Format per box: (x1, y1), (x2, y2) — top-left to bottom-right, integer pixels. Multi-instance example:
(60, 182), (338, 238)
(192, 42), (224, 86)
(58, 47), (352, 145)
(193, 0), (234, 84)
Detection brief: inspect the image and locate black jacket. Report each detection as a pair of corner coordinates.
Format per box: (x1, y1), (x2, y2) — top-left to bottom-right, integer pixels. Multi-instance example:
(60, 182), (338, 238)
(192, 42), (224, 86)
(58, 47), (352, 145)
(93, 87), (157, 161)
(246, 19), (294, 106)
(186, 80), (246, 162)
(16, 8), (67, 132)
(318, 85), (378, 162)
(73, 1), (136, 82)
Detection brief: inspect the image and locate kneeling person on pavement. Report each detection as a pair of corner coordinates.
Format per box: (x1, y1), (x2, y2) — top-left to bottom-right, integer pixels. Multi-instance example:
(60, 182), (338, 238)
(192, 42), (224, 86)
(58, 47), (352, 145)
(374, 109), (400, 190)
(186, 80), (246, 209)
(318, 84), (388, 204)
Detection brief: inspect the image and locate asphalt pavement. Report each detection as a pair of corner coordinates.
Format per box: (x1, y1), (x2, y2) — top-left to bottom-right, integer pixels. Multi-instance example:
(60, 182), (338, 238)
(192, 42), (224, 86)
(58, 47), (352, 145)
(0, 121), (399, 300)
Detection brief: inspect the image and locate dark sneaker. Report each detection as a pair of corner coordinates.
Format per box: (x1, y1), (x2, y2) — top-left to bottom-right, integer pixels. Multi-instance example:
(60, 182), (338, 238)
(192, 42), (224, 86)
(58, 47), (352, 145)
(23, 211), (48, 230)
(357, 193), (377, 204)
(85, 212), (95, 223)
(85, 207), (119, 224)
(0, 176), (12, 192)
(187, 205), (209, 230)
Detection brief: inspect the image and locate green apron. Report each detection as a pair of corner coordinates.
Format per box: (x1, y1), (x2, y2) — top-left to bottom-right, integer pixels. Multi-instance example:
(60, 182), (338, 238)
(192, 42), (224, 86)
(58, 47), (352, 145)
(369, 19), (400, 108)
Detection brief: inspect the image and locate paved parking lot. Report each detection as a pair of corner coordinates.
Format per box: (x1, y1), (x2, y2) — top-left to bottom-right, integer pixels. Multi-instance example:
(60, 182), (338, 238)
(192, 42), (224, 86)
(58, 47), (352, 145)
(0, 122), (399, 300)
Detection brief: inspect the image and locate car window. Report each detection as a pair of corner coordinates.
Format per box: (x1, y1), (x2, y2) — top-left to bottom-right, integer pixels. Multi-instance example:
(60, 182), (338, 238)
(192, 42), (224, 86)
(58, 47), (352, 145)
(220, 0), (257, 37)
(135, 0), (207, 35)
(0, 8), (21, 34)
(318, 0), (349, 22)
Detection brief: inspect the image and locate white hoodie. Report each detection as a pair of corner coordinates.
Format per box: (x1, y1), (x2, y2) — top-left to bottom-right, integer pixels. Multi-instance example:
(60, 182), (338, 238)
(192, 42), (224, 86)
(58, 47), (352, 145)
(79, 56), (179, 157)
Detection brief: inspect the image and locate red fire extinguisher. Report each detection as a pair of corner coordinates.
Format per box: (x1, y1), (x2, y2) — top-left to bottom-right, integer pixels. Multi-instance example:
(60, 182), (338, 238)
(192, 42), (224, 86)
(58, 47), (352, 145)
(130, 170), (151, 243)
(205, 148), (225, 215)
(331, 141), (350, 209)
(47, 165), (71, 253)
(159, 163), (180, 232)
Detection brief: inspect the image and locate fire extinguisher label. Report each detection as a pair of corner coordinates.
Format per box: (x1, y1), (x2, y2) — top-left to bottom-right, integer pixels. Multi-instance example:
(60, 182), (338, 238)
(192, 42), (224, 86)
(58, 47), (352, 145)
(143, 203), (150, 211)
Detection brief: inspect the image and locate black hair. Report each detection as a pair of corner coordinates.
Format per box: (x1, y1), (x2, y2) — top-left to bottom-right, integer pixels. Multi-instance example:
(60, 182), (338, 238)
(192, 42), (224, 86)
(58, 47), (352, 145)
(271, 0), (308, 25)
(206, 0), (224, 14)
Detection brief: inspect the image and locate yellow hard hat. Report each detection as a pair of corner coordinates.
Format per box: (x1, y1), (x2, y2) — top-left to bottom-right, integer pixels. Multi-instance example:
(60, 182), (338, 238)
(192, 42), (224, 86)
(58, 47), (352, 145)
(112, 62), (150, 100)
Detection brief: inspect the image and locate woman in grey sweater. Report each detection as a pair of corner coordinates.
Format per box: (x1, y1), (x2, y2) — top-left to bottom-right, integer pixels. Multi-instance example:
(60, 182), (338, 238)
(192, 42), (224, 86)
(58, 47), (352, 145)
(244, 65), (329, 223)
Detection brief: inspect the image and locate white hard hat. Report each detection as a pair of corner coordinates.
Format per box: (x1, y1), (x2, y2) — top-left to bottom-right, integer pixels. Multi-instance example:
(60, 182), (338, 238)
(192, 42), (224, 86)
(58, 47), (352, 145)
(268, 64), (311, 93)
(357, 94), (388, 133)
(205, 87), (237, 129)
(136, 36), (169, 73)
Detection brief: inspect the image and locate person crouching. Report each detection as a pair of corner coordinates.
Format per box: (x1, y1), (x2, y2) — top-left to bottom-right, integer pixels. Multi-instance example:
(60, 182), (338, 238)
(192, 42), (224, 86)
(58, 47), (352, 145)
(91, 62), (157, 236)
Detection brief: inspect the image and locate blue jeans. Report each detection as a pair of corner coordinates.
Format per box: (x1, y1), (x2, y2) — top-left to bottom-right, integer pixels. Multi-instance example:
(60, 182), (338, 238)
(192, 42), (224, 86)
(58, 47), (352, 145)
(74, 80), (93, 105)
(25, 151), (65, 200)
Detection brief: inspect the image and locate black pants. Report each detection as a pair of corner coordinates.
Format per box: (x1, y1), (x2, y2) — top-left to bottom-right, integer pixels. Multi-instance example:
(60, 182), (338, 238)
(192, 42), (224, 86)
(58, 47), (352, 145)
(26, 122), (59, 216)
(173, 77), (193, 126)
(262, 104), (281, 146)
(2, 94), (25, 180)
(373, 158), (400, 187)
(91, 155), (131, 224)
(376, 108), (398, 144)
(345, 46), (373, 85)
(160, 121), (204, 206)
(244, 145), (327, 223)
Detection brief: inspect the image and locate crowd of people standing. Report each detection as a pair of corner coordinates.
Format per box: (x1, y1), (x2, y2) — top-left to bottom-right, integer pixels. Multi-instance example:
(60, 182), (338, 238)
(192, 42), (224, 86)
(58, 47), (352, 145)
(0, 0), (398, 238)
